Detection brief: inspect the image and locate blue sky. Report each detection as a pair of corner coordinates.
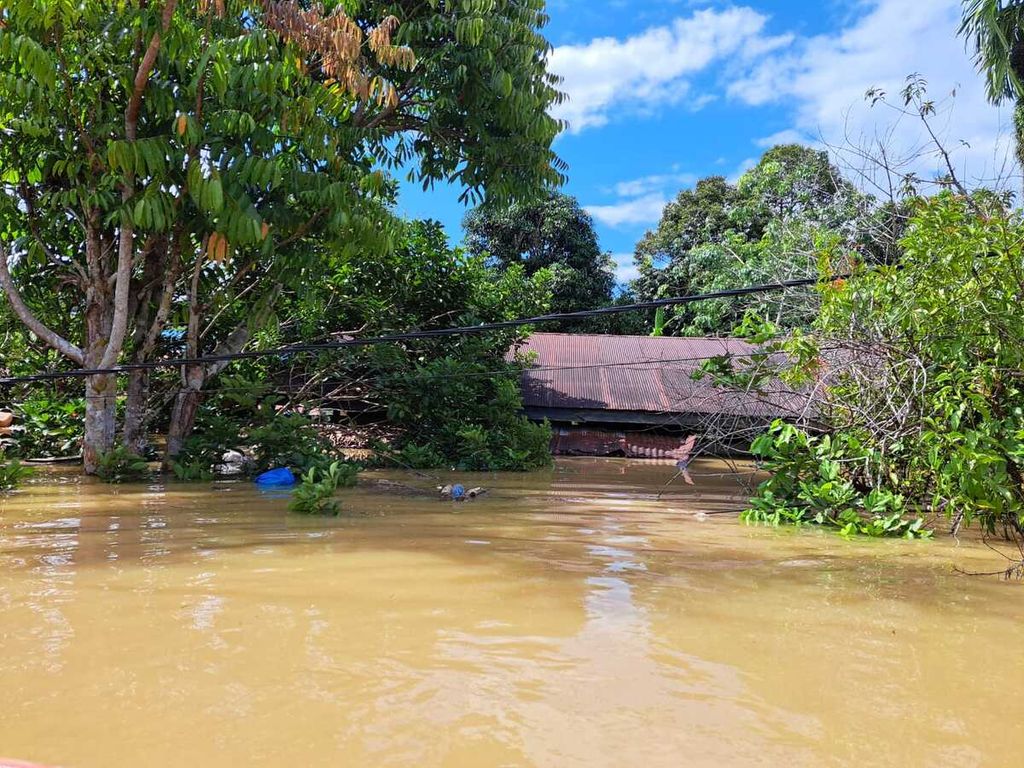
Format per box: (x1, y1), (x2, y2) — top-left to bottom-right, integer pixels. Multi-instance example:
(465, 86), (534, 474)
(396, 0), (1015, 285)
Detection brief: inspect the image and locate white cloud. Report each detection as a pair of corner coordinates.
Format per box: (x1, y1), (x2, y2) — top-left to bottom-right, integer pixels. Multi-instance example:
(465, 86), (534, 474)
(727, 156), (758, 183)
(586, 193), (668, 227)
(549, 7), (792, 132)
(588, 170), (701, 229)
(728, 0), (1017, 190)
(612, 171), (698, 198)
(610, 252), (640, 284)
(755, 128), (810, 148)
(687, 93), (718, 112)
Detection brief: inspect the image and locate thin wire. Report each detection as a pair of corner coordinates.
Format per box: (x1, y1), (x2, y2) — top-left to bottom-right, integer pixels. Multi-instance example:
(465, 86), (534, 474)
(0, 273), (842, 387)
(13, 347), (819, 401)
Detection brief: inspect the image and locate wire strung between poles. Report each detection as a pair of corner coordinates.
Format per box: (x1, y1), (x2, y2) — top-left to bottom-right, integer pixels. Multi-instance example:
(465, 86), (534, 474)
(0, 273), (848, 388)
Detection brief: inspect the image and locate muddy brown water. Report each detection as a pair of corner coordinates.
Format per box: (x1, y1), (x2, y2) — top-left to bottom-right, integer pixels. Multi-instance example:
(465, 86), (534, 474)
(1, 458), (1022, 767)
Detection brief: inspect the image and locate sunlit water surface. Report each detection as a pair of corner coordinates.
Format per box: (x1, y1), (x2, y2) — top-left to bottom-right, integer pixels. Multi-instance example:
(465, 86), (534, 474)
(1, 458), (1022, 767)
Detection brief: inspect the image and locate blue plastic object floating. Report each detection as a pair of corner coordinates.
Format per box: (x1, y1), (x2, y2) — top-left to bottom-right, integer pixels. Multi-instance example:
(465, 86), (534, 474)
(450, 483), (465, 500)
(255, 467), (295, 486)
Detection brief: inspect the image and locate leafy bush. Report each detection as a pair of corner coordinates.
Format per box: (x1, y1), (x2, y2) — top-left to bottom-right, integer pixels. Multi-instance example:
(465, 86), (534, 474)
(9, 393), (83, 458)
(725, 194), (1024, 538)
(390, 442), (449, 470)
(743, 422), (931, 538)
(271, 220), (555, 473)
(0, 454), (33, 491)
(170, 459), (215, 482)
(288, 461), (359, 516)
(95, 446), (150, 483)
(248, 413), (331, 473)
(173, 384), (339, 479)
(384, 370), (552, 471)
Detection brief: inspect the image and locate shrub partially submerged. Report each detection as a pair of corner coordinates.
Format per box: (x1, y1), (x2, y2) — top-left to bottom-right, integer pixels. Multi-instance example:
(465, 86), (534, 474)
(95, 446), (150, 483)
(0, 453), (32, 491)
(171, 378), (344, 480)
(708, 194), (1024, 540)
(743, 422), (930, 538)
(380, 367), (551, 472)
(289, 461), (359, 516)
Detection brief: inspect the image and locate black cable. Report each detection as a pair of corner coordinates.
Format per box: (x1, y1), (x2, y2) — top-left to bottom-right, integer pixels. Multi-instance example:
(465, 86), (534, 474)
(26, 346), (813, 401)
(0, 273), (843, 387)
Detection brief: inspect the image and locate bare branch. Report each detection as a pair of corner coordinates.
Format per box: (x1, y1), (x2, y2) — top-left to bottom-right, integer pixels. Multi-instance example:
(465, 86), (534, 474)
(0, 240), (84, 365)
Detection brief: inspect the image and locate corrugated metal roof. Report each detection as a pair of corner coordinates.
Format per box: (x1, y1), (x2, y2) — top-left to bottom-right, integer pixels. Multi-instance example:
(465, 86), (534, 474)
(511, 333), (804, 419)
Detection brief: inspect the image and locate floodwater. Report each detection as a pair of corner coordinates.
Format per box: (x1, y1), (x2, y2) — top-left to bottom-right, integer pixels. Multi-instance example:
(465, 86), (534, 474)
(1, 459), (1023, 768)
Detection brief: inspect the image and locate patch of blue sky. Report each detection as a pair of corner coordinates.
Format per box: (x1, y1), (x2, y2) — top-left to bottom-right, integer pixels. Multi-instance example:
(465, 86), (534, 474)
(396, 0), (1015, 287)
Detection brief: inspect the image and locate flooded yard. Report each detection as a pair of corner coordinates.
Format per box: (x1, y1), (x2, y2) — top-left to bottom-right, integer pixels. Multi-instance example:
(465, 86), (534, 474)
(1, 458), (1022, 767)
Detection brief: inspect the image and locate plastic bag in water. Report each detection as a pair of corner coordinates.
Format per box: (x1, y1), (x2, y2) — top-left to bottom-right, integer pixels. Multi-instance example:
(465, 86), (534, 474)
(254, 467), (296, 487)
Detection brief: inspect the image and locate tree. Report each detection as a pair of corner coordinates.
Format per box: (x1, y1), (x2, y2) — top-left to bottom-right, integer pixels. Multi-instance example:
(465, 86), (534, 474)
(632, 175), (739, 304)
(631, 145), (869, 335)
(181, 219), (555, 473)
(736, 193), (1024, 549)
(463, 192), (614, 323)
(959, 0), (1024, 165)
(0, 0), (565, 472)
(327, 220), (554, 470)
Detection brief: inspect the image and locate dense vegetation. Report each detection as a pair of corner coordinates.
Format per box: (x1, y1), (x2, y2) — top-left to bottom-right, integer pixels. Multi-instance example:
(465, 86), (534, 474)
(630, 145), (882, 336)
(1, 214), (554, 478)
(689, 3), (1024, 553)
(464, 192), (616, 330)
(0, 0), (1021, 568)
(703, 191), (1024, 548)
(0, 0), (565, 474)
(256, 218), (554, 472)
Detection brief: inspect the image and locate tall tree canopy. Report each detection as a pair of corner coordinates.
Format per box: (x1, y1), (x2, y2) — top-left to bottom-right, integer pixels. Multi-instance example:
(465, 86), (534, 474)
(632, 145), (869, 336)
(463, 192), (614, 322)
(959, 0), (1024, 164)
(0, 0), (565, 472)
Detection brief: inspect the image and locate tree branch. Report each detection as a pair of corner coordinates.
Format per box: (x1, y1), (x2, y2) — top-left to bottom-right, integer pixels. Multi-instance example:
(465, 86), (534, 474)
(17, 179), (88, 286)
(0, 240), (84, 365)
(102, 0), (179, 371)
(204, 284), (282, 379)
(125, 0), (178, 140)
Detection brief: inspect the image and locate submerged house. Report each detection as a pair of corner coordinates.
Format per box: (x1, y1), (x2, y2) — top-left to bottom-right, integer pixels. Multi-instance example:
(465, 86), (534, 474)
(511, 333), (807, 457)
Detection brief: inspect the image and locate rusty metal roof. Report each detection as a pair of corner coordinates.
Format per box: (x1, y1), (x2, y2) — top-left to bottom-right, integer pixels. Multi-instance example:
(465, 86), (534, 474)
(511, 333), (804, 419)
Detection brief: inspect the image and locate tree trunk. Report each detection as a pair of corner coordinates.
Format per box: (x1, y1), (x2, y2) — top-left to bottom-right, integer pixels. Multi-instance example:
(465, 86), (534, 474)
(160, 282), (282, 469)
(83, 373), (116, 473)
(121, 235), (169, 456)
(162, 364), (204, 469)
(82, 261), (118, 474)
(122, 369), (150, 455)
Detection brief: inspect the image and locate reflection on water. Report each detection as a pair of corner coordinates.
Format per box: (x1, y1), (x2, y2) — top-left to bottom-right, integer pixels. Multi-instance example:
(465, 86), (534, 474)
(1, 458), (1022, 767)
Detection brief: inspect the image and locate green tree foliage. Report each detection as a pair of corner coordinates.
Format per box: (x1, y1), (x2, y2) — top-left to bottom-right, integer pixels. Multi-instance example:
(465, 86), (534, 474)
(463, 192), (615, 328)
(310, 219), (552, 347)
(171, 394), (340, 481)
(0, 0), (565, 473)
(272, 219), (555, 471)
(632, 145), (870, 336)
(959, 0), (1024, 164)
(0, 301), (84, 459)
(732, 194), (1024, 541)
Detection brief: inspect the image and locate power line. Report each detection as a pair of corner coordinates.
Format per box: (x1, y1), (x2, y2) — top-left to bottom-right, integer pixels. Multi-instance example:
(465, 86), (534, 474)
(0, 273), (842, 388)
(42, 347), (813, 401)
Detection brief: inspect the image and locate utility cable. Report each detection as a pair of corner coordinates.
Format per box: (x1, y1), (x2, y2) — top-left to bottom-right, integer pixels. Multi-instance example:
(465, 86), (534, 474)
(0, 273), (844, 388)
(29, 346), (816, 401)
